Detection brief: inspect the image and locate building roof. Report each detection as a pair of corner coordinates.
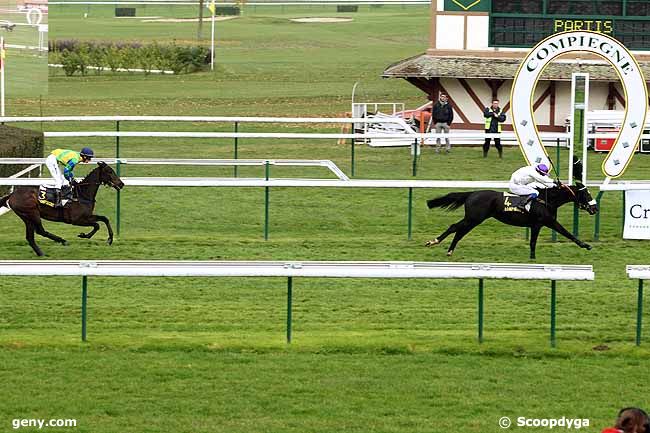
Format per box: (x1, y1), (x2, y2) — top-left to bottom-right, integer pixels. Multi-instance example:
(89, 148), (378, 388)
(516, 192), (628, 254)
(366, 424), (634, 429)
(382, 53), (650, 81)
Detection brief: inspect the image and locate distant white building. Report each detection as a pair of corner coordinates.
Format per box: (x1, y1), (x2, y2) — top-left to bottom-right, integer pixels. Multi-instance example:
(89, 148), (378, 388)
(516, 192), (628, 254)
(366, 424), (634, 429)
(383, 0), (650, 133)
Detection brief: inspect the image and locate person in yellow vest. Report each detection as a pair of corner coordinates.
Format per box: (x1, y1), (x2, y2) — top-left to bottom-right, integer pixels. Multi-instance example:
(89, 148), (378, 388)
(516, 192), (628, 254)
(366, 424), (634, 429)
(483, 99), (507, 158)
(45, 147), (94, 206)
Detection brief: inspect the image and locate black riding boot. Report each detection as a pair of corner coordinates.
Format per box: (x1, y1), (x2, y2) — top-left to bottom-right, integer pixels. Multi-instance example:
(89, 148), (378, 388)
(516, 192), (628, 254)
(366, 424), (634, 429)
(517, 196), (534, 212)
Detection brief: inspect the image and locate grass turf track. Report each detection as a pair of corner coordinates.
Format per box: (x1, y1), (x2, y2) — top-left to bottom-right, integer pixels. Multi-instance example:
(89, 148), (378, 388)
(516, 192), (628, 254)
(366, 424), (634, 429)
(1, 5), (649, 433)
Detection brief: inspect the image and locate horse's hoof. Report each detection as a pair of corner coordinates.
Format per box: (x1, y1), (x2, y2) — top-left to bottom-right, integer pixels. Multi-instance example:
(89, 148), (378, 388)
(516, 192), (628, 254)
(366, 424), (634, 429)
(61, 240), (68, 246)
(107, 238), (113, 246)
(446, 250), (453, 257)
(583, 243), (592, 250)
(78, 233), (88, 239)
(425, 238), (440, 247)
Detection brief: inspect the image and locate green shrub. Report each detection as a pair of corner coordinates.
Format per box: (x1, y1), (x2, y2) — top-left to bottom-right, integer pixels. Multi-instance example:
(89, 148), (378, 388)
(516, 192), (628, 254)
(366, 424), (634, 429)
(60, 50), (79, 76)
(50, 40), (210, 75)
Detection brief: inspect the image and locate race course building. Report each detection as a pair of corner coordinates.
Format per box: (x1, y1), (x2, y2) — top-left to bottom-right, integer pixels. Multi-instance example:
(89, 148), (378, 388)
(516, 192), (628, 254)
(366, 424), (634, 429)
(383, 0), (650, 132)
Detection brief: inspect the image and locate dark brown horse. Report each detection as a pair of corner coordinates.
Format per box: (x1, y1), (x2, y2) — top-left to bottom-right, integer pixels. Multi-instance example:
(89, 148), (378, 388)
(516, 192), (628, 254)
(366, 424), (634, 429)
(0, 162), (124, 256)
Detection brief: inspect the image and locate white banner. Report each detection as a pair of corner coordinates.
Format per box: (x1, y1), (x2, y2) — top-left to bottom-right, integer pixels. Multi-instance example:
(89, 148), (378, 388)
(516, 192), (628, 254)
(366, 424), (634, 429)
(624, 190), (650, 239)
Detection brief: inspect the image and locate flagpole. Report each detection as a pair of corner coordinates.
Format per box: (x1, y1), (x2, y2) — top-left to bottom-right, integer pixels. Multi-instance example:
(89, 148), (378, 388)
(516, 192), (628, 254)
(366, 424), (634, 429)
(210, 11), (215, 70)
(1, 37), (5, 117)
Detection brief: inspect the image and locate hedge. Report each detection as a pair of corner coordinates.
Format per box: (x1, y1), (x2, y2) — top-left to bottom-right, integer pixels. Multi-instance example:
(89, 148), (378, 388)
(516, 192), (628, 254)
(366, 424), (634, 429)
(49, 40), (211, 75)
(0, 125), (44, 195)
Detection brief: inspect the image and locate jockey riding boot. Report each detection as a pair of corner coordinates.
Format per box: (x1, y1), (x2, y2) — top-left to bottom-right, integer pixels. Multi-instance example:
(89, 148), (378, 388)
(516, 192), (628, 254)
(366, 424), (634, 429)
(55, 190), (63, 208)
(60, 185), (72, 207)
(517, 194), (536, 212)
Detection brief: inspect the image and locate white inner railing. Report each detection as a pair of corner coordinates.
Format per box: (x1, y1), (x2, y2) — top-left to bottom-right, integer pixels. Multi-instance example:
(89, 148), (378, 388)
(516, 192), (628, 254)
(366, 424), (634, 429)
(0, 260), (593, 346)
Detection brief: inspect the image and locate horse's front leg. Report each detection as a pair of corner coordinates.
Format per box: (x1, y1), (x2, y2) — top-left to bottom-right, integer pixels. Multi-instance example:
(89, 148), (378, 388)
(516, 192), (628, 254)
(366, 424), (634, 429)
(94, 215), (114, 245)
(544, 219), (592, 251)
(529, 225), (542, 260)
(77, 222), (100, 239)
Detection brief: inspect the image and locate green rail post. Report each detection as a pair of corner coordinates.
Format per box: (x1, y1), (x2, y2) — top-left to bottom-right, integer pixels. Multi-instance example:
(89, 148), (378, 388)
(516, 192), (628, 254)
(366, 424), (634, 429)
(636, 279), (644, 346)
(411, 140), (418, 177)
(573, 203), (579, 237)
(407, 187), (413, 240)
(116, 121), (121, 237)
(264, 161), (270, 240)
(350, 126), (356, 177)
(555, 138), (560, 177)
(234, 121), (239, 178)
(115, 120), (120, 161)
(594, 191), (604, 240)
(552, 138), (560, 242)
(116, 159), (121, 237)
(287, 277), (293, 344)
(81, 276), (88, 342)
(478, 279), (484, 343)
(550, 280), (556, 348)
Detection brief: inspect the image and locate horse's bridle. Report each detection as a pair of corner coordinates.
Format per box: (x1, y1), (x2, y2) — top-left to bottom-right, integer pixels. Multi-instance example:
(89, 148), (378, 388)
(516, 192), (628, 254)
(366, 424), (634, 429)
(72, 170), (118, 204)
(559, 183), (593, 211)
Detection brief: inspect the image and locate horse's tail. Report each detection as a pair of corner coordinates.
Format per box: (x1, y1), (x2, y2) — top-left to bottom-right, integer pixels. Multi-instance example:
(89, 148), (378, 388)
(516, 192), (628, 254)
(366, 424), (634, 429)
(0, 193), (10, 208)
(426, 192), (473, 211)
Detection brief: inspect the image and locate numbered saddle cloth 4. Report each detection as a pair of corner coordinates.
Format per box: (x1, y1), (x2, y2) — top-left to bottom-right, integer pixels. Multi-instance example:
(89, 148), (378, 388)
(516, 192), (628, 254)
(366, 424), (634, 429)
(502, 192), (530, 213)
(38, 185), (73, 208)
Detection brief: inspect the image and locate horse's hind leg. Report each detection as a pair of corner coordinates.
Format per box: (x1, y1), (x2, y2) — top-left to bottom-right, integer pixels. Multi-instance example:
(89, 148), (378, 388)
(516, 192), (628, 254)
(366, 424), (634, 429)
(446, 220), (481, 256)
(33, 221), (68, 246)
(425, 219), (463, 247)
(24, 222), (43, 257)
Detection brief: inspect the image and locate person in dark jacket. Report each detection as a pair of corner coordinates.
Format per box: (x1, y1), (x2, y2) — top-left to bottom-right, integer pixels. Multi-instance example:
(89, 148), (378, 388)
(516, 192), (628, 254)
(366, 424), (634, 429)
(428, 93), (454, 153)
(483, 99), (507, 158)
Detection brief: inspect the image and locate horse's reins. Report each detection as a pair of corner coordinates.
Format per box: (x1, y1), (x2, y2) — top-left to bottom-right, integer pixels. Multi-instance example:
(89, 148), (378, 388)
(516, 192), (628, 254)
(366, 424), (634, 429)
(559, 183), (592, 210)
(72, 172), (115, 204)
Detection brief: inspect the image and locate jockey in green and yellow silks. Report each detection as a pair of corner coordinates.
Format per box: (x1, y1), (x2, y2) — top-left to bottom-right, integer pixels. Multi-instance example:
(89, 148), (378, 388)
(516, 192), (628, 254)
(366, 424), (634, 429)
(45, 147), (94, 207)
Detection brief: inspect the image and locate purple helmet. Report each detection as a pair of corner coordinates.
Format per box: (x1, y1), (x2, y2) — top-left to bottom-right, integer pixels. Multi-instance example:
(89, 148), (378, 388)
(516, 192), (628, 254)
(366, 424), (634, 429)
(536, 163), (549, 176)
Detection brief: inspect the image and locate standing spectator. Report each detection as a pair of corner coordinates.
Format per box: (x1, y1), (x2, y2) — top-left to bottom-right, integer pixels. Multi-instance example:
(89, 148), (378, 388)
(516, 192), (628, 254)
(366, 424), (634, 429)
(483, 99), (507, 158)
(429, 93), (454, 153)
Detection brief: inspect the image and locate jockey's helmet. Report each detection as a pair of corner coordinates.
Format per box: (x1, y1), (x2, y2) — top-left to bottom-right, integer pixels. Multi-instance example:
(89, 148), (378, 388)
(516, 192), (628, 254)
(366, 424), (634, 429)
(80, 147), (94, 160)
(536, 163), (549, 176)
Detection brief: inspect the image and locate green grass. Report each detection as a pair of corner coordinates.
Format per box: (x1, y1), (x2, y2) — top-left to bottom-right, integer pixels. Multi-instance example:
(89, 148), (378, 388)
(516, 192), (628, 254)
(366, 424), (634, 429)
(1, 6), (650, 433)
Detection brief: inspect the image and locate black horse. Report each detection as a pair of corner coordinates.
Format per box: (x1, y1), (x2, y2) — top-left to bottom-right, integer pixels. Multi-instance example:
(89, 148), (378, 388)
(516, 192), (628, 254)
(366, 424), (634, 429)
(0, 162), (124, 256)
(425, 182), (599, 259)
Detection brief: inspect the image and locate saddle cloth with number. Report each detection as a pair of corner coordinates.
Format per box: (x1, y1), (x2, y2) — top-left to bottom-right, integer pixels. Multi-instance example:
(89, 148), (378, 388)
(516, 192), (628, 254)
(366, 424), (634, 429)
(38, 185), (73, 208)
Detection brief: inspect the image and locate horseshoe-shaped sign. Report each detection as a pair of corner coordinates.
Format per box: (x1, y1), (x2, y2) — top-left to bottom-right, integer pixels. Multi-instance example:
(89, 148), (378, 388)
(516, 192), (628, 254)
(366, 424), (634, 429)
(511, 31), (648, 178)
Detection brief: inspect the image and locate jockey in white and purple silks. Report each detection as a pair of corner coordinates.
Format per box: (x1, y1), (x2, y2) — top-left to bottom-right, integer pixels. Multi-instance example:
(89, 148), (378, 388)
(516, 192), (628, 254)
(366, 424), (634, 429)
(509, 163), (556, 207)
